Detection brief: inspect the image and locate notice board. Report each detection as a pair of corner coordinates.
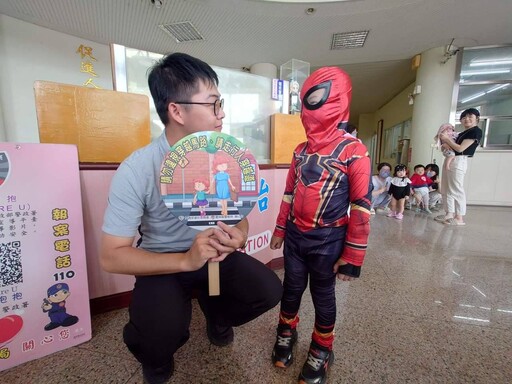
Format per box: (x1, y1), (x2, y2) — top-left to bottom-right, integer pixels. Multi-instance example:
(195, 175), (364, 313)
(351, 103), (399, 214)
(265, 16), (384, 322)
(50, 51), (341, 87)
(0, 143), (91, 371)
(34, 81), (150, 163)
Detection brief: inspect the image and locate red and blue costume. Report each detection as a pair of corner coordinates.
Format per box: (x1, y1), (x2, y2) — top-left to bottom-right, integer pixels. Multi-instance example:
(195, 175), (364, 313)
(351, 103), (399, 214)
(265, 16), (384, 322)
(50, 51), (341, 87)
(273, 67), (372, 351)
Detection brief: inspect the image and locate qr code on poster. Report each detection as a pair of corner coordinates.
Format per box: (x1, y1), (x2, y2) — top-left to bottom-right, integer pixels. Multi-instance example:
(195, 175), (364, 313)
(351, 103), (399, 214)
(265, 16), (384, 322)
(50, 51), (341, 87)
(0, 241), (23, 287)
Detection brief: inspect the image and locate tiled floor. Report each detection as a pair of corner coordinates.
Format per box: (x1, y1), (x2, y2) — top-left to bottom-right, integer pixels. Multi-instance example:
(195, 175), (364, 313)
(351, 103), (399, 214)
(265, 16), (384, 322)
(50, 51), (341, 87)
(2, 205), (512, 383)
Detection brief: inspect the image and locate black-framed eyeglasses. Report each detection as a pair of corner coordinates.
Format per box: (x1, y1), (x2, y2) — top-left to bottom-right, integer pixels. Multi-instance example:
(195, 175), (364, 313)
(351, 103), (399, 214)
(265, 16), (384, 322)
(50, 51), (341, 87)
(174, 98), (224, 116)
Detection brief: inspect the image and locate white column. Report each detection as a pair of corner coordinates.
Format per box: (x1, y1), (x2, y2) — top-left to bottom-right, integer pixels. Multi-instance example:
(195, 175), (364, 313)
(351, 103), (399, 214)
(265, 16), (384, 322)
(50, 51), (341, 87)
(410, 46), (458, 167)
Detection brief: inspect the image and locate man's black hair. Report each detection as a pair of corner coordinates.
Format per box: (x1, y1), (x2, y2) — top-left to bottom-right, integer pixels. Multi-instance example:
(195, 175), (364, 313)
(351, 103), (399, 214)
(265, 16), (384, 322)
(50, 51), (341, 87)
(148, 52), (219, 126)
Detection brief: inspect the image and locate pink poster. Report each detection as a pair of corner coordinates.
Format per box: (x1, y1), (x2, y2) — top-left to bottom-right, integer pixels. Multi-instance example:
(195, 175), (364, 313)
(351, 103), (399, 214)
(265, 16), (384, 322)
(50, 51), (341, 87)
(243, 168), (288, 265)
(0, 143), (91, 371)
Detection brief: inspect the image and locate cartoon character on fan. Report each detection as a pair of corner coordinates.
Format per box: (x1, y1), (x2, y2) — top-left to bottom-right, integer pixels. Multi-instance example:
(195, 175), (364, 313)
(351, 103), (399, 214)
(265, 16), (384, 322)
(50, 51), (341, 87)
(211, 153), (236, 217)
(192, 178), (210, 217)
(41, 283), (79, 331)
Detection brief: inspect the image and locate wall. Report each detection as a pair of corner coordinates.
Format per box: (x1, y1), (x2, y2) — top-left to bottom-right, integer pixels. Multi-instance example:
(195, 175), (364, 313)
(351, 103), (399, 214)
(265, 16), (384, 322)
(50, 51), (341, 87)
(465, 150), (512, 206)
(357, 113), (374, 147)
(0, 15), (113, 143)
(81, 167), (288, 299)
(359, 83), (415, 168)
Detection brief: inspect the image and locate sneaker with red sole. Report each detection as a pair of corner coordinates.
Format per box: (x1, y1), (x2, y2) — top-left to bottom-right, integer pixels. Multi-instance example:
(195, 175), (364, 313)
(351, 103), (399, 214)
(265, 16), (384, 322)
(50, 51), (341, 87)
(298, 342), (334, 384)
(272, 325), (298, 368)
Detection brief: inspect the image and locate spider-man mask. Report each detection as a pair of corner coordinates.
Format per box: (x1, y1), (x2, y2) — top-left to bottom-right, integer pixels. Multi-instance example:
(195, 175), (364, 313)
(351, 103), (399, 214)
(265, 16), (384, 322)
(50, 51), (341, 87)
(300, 67), (352, 152)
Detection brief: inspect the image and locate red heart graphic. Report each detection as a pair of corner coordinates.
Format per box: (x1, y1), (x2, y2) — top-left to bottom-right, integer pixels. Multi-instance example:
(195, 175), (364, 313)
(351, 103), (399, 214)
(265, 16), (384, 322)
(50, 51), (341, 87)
(0, 315), (24, 346)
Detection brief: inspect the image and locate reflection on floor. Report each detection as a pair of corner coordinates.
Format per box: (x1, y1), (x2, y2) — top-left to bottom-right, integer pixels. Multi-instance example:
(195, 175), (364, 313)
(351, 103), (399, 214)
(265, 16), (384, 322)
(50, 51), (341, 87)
(2, 206), (512, 383)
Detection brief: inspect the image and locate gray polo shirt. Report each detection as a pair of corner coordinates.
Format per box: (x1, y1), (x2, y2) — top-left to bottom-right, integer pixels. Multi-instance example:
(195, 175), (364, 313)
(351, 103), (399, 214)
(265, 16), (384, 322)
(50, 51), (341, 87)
(102, 132), (196, 252)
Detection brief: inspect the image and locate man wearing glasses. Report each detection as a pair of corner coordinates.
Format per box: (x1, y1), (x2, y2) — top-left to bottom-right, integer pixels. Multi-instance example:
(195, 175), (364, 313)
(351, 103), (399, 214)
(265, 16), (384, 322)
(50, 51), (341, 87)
(100, 53), (282, 384)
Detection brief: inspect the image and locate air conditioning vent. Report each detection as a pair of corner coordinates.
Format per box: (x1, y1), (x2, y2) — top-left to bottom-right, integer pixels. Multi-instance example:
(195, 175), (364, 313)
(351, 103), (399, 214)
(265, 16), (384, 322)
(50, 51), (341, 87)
(159, 21), (204, 43)
(331, 30), (369, 49)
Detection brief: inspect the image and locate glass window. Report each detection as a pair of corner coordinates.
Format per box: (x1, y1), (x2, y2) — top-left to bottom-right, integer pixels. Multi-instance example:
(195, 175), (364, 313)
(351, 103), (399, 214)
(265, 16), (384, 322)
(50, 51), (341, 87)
(486, 119), (512, 146)
(459, 46), (512, 83)
(457, 46), (512, 149)
(118, 46), (284, 163)
(382, 120), (410, 159)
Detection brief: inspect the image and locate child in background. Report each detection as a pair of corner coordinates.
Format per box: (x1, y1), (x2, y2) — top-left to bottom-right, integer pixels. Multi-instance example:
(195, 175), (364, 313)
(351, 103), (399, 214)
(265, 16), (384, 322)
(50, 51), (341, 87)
(387, 164), (411, 220)
(410, 164), (433, 213)
(434, 123), (458, 170)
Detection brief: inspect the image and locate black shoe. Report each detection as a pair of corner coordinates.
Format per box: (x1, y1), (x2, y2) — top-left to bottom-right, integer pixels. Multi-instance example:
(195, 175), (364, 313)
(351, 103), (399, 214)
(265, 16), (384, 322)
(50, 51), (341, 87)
(272, 325), (298, 368)
(298, 343), (334, 384)
(206, 320), (234, 347)
(61, 315), (79, 327)
(44, 322), (60, 331)
(142, 359), (174, 384)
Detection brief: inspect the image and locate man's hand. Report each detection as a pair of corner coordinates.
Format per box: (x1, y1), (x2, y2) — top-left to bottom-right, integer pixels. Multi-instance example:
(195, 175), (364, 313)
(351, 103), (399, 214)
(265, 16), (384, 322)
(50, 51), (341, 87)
(270, 235), (284, 250)
(185, 227), (223, 270)
(333, 258), (356, 281)
(207, 221), (247, 261)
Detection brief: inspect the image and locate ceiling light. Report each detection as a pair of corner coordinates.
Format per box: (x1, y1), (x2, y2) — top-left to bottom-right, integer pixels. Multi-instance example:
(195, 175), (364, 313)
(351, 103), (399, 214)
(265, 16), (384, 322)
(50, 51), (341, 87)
(469, 59), (512, 67)
(460, 69), (510, 76)
(486, 84), (509, 93)
(460, 83), (509, 104)
(331, 31), (369, 50)
(461, 92), (485, 104)
(150, 0), (163, 9)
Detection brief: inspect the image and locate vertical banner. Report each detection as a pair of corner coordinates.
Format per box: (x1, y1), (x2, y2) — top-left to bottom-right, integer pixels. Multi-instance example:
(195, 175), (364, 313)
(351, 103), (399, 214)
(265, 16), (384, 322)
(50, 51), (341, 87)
(0, 143), (91, 371)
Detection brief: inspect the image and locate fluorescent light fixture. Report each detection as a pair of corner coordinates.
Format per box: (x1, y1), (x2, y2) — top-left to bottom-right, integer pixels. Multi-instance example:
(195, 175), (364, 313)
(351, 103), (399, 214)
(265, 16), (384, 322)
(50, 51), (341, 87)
(461, 83), (509, 103)
(460, 69), (510, 76)
(469, 59), (512, 67)
(486, 84), (509, 93)
(497, 308), (512, 314)
(461, 92), (485, 104)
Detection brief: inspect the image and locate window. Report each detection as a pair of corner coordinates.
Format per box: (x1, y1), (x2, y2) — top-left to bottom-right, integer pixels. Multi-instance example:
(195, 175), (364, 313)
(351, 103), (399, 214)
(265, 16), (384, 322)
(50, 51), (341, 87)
(457, 46), (512, 148)
(115, 45), (285, 163)
(382, 119), (411, 160)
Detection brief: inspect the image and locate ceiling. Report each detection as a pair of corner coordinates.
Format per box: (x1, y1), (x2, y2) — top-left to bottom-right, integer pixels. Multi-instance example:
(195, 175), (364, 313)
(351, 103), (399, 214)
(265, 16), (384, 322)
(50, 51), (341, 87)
(1, 0), (511, 124)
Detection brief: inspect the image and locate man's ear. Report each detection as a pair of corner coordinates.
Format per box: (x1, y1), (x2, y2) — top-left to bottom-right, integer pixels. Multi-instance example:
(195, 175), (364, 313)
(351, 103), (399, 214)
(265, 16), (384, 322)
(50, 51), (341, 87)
(168, 102), (185, 125)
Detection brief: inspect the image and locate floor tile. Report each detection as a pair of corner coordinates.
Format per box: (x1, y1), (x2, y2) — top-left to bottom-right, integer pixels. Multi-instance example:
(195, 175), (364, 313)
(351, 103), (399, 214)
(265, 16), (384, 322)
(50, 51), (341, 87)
(2, 206), (511, 383)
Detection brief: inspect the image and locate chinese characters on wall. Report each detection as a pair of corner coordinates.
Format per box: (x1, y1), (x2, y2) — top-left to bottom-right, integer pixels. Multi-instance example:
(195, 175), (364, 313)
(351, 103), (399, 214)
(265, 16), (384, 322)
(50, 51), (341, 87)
(76, 44), (101, 89)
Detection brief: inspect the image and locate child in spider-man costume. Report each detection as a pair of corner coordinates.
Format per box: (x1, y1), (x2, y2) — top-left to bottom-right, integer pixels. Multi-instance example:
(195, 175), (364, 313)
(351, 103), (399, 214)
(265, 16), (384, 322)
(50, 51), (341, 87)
(270, 67), (372, 384)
